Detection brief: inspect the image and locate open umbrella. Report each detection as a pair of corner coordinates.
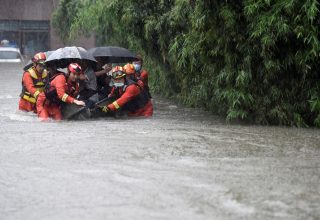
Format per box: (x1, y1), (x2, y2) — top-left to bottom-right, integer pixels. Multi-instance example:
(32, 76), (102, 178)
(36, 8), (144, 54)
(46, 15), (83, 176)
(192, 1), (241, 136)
(23, 50), (55, 71)
(45, 46), (96, 68)
(88, 46), (139, 64)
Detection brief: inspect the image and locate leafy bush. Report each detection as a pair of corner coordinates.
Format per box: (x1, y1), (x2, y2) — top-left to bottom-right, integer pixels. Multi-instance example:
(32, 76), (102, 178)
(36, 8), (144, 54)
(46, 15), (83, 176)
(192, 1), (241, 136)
(52, 0), (320, 127)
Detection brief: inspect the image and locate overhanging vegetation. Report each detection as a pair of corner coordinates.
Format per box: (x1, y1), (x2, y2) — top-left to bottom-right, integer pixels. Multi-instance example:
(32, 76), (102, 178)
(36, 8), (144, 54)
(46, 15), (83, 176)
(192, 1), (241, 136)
(53, 0), (320, 127)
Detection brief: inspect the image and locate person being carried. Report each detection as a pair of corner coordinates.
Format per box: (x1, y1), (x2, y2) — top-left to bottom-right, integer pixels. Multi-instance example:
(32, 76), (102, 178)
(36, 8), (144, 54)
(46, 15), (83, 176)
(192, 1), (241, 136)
(18, 52), (48, 113)
(101, 66), (153, 117)
(36, 63), (85, 121)
(78, 61), (99, 107)
(95, 63), (113, 100)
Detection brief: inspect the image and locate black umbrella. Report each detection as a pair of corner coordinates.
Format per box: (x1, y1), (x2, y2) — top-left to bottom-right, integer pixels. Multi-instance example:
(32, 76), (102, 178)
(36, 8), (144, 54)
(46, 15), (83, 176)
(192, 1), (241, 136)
(88, 46), (139, 64)
(23, 50), (55, 71)
(45, 46), (97, 68)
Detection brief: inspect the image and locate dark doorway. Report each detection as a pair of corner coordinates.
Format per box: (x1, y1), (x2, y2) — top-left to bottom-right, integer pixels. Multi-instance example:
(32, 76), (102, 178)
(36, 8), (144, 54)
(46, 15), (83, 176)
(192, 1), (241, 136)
(0, 20), (49, 55)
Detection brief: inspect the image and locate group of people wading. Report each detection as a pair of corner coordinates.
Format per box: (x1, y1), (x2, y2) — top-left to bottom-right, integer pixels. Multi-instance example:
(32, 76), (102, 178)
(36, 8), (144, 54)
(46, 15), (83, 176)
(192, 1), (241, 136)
(18, 52), (153, 121)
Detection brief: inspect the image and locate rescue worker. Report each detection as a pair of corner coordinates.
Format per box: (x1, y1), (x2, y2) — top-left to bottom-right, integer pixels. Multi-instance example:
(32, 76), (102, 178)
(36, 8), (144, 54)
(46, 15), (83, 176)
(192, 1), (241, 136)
(132, 54), (151, 98)
(36, 63), (85, 121)
(123, 63), (144, 88)
(101, 66), (153, 117)
(18, 52), (48, 113)
(132, 55), (149, 87)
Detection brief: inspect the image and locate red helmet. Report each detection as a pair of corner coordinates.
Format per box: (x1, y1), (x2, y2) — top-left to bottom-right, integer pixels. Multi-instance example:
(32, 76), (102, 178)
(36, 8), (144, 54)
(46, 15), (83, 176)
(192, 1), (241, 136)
(111, 66), (126, 79)
(32, 52), (46, 64)
(123, 63), (135, 75)
(68, 63), (82, 75)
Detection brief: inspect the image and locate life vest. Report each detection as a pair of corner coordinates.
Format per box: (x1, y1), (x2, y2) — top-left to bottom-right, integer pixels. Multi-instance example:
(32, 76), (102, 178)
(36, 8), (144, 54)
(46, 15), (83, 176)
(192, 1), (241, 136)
(20, 67), (48, 104)
(121, 79), (149, 112)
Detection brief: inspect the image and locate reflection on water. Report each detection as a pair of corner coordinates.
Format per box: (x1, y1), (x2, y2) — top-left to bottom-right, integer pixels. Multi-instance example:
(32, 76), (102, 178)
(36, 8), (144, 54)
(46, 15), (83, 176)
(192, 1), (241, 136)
(0, 65), (319, 220)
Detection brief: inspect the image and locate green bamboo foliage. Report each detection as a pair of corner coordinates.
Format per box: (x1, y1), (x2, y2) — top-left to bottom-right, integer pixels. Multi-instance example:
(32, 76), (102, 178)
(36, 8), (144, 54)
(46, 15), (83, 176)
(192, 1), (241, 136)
(52, 0), (81, 44)
(52, 0), (320, 127)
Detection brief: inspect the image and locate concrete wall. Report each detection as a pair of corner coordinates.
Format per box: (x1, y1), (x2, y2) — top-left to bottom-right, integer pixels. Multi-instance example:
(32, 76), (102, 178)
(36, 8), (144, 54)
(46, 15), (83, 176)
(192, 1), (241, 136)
(0, 0), (53, 20)
(0, 0), (95, 50)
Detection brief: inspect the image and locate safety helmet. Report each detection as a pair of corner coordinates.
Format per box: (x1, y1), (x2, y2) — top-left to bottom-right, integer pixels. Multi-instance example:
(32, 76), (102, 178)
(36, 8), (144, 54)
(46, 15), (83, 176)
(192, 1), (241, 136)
(123, 63), (136, 75)
(32, 52), (46, 64)
(111, 66), (126, 79)
(68, 63), (82, 75)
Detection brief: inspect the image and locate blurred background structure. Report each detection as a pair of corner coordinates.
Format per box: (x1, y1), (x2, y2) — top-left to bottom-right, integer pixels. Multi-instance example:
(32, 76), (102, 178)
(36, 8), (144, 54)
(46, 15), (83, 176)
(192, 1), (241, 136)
(0, 0), (94, 56)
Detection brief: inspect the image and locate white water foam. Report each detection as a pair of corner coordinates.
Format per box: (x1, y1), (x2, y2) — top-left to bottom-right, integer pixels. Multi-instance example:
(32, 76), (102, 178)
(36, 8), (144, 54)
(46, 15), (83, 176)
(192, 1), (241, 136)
(6, 110), (39, 122)
(0, 95), (14, 99)
(222, 198), (255, 215)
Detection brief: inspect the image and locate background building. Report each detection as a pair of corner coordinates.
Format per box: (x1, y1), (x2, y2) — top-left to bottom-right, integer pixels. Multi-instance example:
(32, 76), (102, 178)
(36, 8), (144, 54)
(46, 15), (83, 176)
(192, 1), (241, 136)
(0, 0), (95, 55)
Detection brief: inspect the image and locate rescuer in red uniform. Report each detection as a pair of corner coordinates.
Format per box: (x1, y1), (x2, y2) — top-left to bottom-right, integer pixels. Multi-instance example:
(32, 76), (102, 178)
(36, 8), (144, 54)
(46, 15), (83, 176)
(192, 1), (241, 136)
(36, 63), (85, 121)
(101, 66), (153, 117)
(132, 54), (151, 98)
(18, 52), (48, 113)
(123, 63), (145, 89)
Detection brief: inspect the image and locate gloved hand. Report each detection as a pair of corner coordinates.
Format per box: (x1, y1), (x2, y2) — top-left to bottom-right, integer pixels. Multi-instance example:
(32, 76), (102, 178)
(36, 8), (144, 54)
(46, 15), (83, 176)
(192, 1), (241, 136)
(101, 106), (110, 113)
(73, 99), (85, 106)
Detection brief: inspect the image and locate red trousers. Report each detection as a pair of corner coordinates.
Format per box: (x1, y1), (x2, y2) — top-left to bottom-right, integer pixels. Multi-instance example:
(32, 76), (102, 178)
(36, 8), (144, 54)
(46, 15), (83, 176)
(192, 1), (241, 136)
(128, 100), (153, 117)
(18, 98), (36, 113)
(36, 93), (62, 121)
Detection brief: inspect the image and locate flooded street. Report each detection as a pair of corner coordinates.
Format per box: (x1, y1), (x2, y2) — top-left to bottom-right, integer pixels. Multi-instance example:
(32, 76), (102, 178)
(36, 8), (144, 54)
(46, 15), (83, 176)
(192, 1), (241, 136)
(0, 64), (319, 220)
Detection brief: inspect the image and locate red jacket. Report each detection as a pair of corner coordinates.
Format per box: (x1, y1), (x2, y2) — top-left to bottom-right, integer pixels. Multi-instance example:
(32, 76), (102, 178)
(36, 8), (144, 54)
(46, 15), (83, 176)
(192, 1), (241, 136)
(107, 83), (153, 116)
(108, 84), (140, 111)
(50, 75), (79, 104)
(140, 69), (149, 88)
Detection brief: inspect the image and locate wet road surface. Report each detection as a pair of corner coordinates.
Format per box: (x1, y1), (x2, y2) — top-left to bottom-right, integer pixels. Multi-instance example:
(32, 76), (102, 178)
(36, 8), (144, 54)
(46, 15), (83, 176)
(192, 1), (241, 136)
(0, 63), (319, 220)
